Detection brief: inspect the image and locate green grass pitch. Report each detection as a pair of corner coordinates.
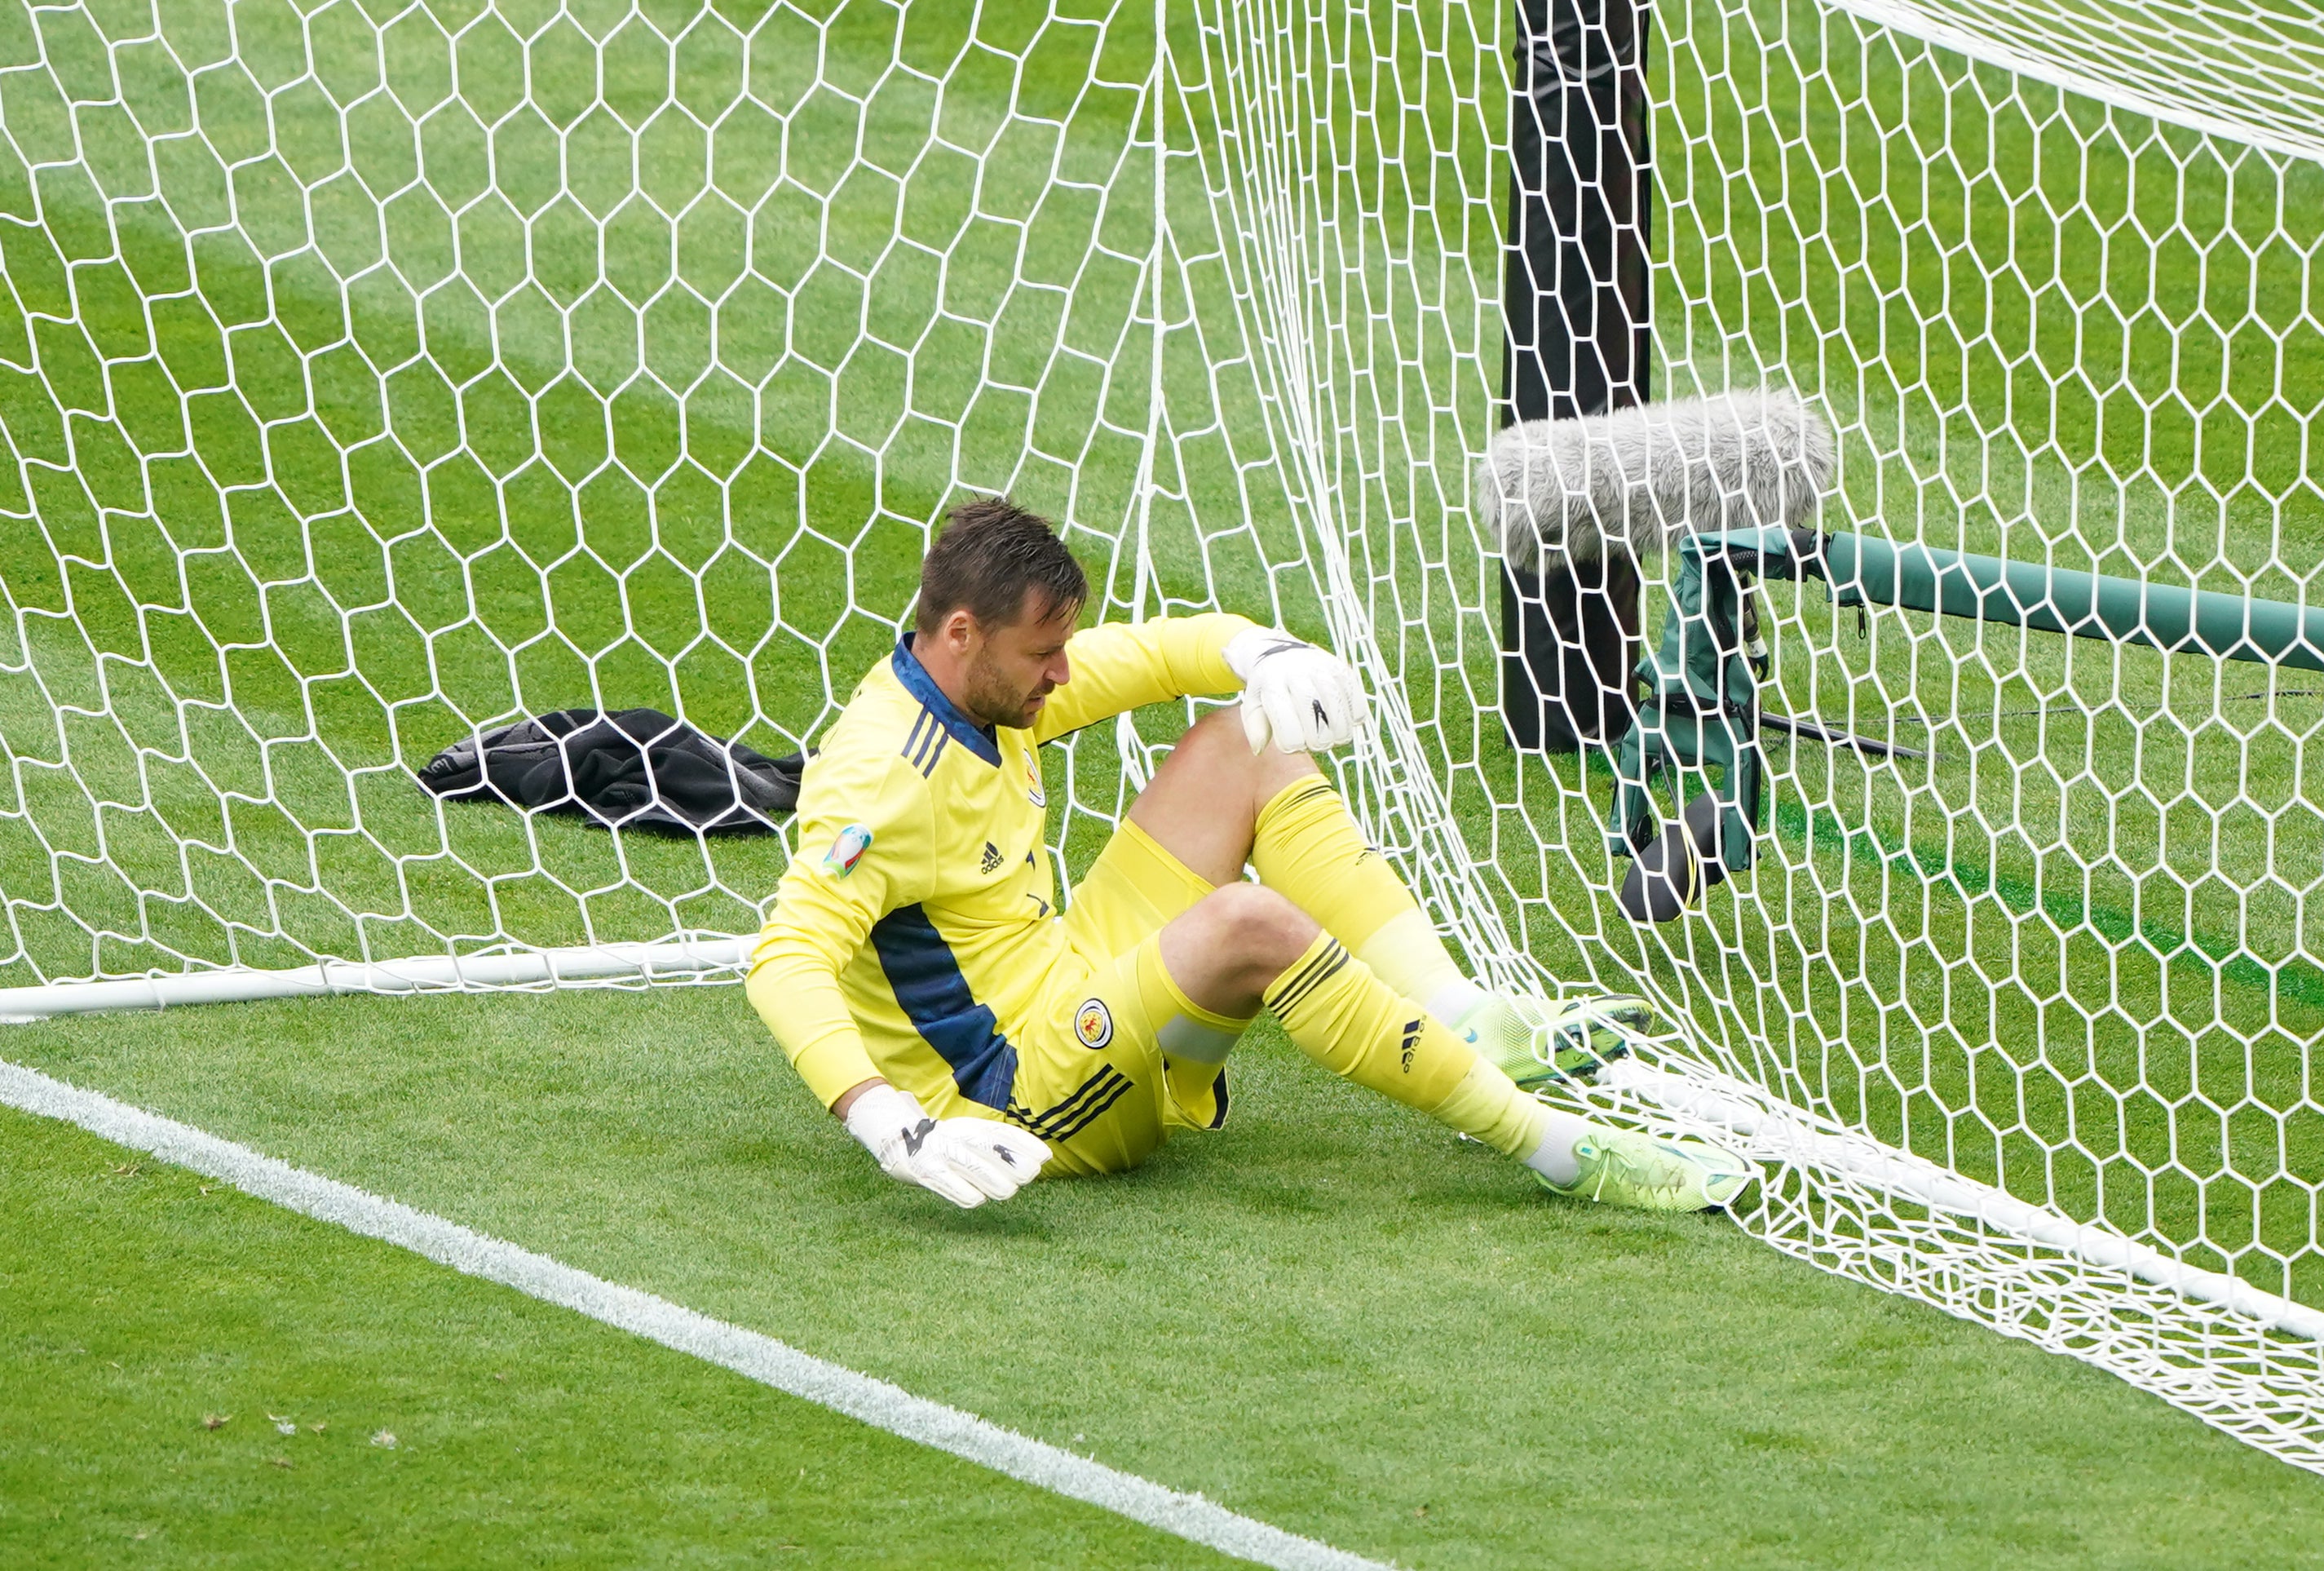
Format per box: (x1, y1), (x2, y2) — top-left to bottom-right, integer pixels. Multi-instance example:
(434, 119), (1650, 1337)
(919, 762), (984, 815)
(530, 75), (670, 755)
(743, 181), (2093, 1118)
(2, 0), (2322, 1563)
(1, 1099), (1231, 1569)
(7, 989), (2322, 1568)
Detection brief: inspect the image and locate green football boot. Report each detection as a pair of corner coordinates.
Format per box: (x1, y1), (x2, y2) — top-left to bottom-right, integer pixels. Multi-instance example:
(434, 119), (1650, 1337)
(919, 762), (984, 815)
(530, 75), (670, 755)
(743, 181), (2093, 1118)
(1453, 991), (1654, 1089)
(1539, 1126), (1756, 1212)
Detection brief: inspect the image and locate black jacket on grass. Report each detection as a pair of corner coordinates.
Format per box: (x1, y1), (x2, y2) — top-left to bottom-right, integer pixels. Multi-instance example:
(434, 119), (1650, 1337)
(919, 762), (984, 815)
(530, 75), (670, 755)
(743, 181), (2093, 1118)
(415, 708), (805, 835)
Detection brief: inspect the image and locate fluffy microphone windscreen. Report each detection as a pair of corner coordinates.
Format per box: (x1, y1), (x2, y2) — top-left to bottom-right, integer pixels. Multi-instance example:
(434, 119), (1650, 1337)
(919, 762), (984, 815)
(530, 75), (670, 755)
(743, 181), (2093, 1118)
(1477, 388), (1835, 575)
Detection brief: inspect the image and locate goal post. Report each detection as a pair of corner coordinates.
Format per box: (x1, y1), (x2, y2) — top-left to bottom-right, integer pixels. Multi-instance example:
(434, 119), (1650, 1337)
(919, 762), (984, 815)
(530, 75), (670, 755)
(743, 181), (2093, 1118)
(1497, 0), (1652, 755)
(3, 0), (2324, 1476)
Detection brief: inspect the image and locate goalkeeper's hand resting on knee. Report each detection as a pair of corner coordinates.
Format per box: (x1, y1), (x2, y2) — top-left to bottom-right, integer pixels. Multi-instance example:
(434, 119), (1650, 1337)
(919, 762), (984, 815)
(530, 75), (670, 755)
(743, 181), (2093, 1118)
(1222, 625), (1370, 755)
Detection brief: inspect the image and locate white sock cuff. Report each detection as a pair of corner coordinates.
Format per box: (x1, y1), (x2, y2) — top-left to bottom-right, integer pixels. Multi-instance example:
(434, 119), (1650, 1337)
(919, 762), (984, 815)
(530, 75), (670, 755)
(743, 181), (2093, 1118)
(1423, 978), (1487, 1027)
(1521, 1109), (1597, 1188)
(1352, 909), (1469, 1006)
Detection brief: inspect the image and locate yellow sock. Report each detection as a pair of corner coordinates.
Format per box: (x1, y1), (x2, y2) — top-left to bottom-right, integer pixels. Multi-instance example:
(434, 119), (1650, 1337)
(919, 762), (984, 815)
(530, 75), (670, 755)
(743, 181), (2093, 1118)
(1252, 777), (1472, 1009)
(1264, 932), (1549, 1158)
(1432, 1058), (1554, 1159)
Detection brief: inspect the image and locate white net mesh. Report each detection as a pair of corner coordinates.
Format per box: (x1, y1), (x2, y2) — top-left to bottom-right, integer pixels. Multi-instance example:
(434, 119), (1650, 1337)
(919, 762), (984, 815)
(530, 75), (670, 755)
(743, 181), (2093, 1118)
(2, 0), (2322, 1471)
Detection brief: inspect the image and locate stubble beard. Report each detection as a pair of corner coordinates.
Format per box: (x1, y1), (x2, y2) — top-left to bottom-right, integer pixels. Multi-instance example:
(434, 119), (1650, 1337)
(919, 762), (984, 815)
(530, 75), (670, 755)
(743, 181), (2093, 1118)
(962, 649), (1046, 730)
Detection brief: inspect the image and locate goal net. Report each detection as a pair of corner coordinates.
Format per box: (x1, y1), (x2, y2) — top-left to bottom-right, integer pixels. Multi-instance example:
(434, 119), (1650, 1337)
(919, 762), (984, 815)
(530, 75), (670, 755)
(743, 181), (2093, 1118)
(2, 0), (2322, 1471)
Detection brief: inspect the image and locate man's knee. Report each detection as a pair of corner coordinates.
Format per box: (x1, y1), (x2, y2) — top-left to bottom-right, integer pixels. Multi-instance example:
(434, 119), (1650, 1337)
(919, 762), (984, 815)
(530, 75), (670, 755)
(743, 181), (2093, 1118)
(1157, 882), (1319, 1016)
(1198, 883), (1316, 979)
(1173, 704), (1319, 788)
(1172, 705), (1253, 767)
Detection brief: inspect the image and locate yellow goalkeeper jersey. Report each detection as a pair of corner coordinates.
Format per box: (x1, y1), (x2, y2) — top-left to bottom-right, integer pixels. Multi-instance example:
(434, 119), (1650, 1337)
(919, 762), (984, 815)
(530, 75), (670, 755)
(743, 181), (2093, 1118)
(747, 613), (1253, 1112)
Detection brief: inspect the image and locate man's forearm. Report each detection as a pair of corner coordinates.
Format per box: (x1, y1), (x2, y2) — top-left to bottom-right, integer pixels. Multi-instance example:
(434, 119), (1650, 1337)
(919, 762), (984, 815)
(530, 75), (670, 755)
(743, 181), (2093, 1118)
(1031, 612), (1256, 741)
(744, 940), (883, 1107)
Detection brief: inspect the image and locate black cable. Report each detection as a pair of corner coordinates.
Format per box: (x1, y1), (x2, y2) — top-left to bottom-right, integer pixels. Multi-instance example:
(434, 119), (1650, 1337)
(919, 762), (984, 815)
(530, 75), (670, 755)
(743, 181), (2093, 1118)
(1894, 688), (2323, 727)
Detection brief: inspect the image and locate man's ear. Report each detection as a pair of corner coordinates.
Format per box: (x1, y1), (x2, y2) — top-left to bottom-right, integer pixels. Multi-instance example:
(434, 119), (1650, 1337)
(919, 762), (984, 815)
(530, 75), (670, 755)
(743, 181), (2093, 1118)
(939, 607), (979, 651)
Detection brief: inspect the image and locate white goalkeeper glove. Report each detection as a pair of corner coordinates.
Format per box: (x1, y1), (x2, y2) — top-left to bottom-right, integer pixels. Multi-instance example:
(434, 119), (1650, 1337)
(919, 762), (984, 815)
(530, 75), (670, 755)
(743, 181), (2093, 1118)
(842, 1083), (1051, 1208)
(1223, 626), (1370, 755)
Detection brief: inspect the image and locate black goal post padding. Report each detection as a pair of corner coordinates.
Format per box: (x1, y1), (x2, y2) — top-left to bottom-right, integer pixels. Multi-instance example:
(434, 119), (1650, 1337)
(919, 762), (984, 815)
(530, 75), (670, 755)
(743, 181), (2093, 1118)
(1498, 0), (1653, 753)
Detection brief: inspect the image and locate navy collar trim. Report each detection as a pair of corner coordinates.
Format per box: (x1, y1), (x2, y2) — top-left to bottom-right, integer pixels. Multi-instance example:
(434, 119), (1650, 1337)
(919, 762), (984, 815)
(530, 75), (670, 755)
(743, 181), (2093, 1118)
(891, 635), (1003, 767)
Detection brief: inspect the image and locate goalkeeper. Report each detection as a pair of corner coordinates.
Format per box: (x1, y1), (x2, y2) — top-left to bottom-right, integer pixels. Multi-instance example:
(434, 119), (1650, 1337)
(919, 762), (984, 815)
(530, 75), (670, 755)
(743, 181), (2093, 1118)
(747, 498), (1752, 1212)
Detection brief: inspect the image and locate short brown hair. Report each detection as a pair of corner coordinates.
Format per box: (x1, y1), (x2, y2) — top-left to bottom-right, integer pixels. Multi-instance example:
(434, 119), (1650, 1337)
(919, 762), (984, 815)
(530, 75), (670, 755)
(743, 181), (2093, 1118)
(915, 497), (1088, 636)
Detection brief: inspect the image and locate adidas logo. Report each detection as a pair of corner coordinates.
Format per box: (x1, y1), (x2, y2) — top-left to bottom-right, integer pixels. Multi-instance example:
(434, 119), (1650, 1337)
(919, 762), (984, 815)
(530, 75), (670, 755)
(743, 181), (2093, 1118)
(979, 841), (1003, 874)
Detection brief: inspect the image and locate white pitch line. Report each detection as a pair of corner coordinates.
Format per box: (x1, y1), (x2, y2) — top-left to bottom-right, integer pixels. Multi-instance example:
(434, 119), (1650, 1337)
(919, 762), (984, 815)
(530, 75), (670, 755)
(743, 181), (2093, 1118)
(0, 1058), (1392, 1571)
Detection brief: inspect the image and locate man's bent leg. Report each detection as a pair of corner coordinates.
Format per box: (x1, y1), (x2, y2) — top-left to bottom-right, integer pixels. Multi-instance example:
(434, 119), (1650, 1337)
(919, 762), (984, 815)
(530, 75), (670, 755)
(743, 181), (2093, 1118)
(1122, 706), (1309, 885)
(1009, 813), (1267, 1176)
(1248, 775), (1479, 1021)
(1235, 738), (1655, 1089)
(1155, 884), (1753, 1209)
(1137, 709), (1659, 1097)
(1261, 930), (1548, 1159)
(1157, 886), (1549, 1162)
(1129, 709), (1480, 1020)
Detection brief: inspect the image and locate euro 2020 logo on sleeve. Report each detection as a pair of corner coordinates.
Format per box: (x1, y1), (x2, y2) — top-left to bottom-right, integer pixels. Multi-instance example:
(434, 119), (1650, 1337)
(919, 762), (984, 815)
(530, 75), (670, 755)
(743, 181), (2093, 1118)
(1074, 998), (1113, 1050)
(823, 823), (873, 878)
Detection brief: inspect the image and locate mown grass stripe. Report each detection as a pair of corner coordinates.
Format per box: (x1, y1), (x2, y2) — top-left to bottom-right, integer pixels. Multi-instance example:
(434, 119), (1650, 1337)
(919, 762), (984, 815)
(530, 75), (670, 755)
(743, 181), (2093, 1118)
(0, 1056), (1391, 1571)
(1769, 799), (2324, 1014)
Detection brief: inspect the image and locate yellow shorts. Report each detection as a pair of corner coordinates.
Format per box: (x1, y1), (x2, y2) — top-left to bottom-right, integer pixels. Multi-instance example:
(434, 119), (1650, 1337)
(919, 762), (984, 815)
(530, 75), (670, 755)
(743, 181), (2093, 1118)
(1003, 820), (1246, 1177)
